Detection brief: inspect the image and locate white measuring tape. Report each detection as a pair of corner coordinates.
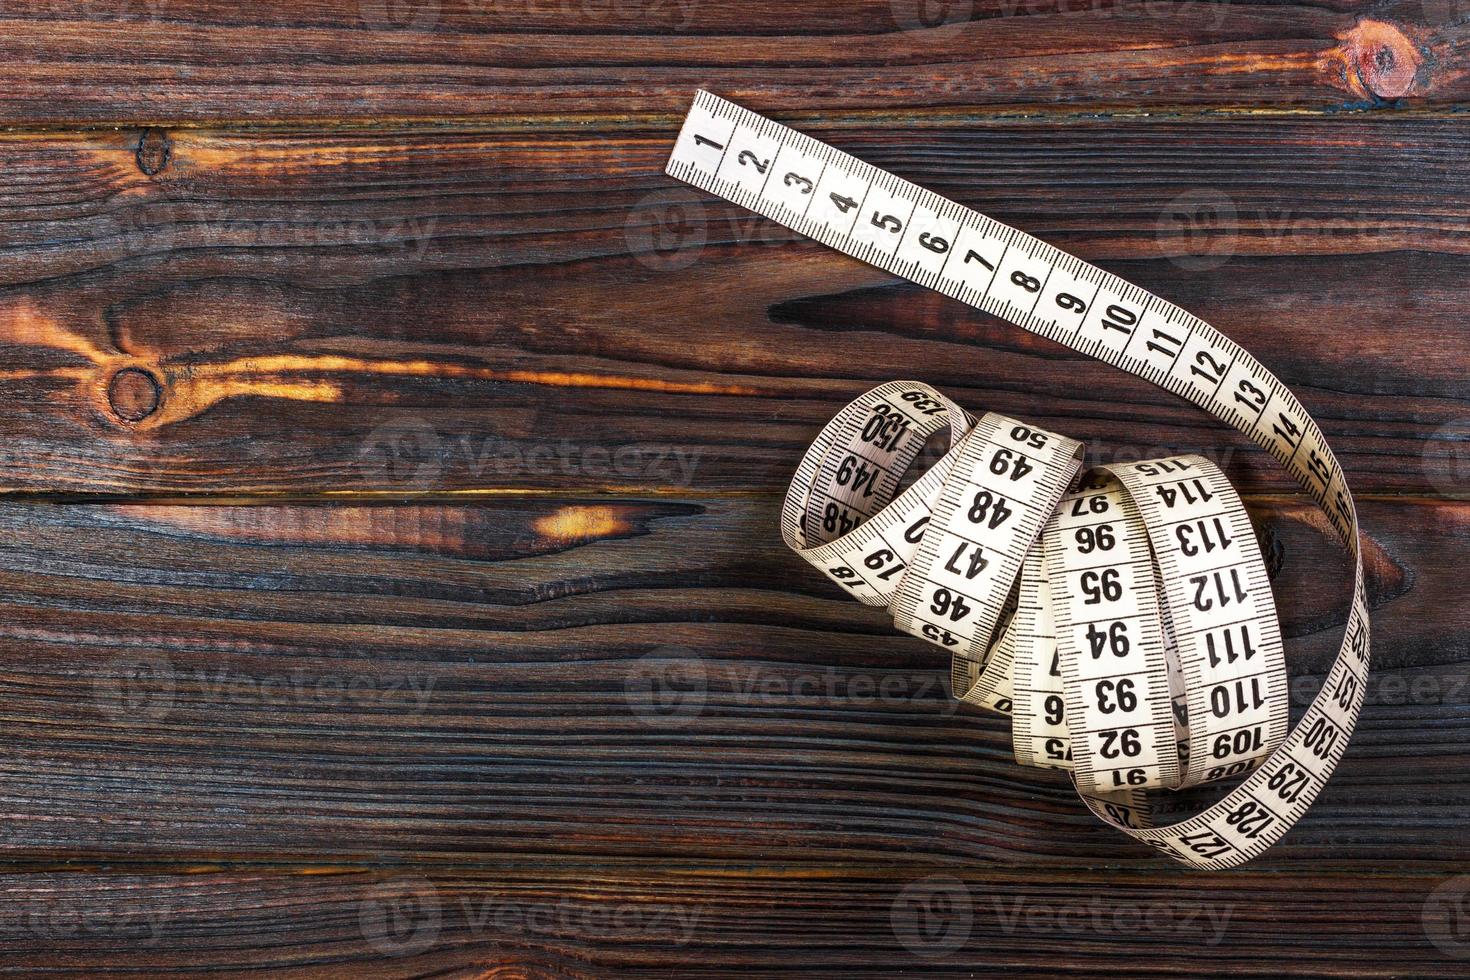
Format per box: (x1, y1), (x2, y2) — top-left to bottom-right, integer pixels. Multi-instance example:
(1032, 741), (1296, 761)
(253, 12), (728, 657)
(666, 91), (1370, 868)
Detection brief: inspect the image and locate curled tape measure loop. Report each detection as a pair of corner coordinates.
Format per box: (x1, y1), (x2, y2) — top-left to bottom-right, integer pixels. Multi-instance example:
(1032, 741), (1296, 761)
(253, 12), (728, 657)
(667, 91), (1370, 868)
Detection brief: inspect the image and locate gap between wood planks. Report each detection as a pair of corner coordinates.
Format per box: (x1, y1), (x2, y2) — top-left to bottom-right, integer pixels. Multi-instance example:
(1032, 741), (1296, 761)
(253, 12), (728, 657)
(1, 103), (1469, 138)
(0, 857), (1455, 879)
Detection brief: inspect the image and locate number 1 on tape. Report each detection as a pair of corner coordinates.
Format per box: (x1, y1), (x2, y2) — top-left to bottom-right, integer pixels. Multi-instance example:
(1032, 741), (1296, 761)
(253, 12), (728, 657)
(665, 90), (1370, 868)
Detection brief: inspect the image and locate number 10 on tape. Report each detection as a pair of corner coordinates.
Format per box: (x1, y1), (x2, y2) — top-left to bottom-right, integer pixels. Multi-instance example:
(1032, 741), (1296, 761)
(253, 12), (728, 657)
(664, 91), (1372, 869)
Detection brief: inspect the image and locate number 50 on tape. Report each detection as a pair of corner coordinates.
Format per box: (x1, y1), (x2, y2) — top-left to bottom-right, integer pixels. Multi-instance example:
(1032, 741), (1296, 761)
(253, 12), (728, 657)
(665, 91), (1370, 869)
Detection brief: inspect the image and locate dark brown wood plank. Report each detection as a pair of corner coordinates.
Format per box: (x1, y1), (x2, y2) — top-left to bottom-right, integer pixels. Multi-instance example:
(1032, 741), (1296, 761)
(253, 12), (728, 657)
(0, 3), (1455, 975)
(0, 865), (1461, 975)
(0, 120), (1465, 496)
(0, 494), (1459, 869)
(0, 1), (1462, 122)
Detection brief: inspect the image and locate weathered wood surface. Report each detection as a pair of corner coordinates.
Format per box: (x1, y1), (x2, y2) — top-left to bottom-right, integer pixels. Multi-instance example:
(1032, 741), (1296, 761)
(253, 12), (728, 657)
(0, 0), (1466, 974)
(0, 867), (1460, 976)
(0, 493), (1464, 970)
(0, 122), (1464, 496)
(0, 495), (1458, 868)
(0, 1), (1463, 122)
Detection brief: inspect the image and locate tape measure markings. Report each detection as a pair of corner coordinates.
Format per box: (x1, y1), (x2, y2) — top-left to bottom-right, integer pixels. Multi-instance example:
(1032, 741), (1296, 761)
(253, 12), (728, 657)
(1103, 458), (1289, 787)
(668, 91), (1370, 869)
(892, 414), (1081, 666)
(1010, 547), (1069, 771)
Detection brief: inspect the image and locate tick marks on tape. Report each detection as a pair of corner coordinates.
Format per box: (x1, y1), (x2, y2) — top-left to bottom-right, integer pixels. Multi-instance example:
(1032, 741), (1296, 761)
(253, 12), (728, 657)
(665, 91), (1370, 869)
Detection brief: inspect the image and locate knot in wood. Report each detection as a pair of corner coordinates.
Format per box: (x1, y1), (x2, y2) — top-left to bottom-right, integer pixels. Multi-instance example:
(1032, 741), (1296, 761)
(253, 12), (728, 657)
(136, 129), (172, 176)
(1344, 20), (1422, 100)
(108, 367), (163, 422)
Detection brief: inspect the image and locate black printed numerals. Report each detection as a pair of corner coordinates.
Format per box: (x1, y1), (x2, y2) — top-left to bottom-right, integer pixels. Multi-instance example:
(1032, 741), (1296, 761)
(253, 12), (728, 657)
(1087, 620), (1130, 658)
(1175, 517), (1233, 556)
(862, 403), (911, 453)
(1080, 568), (1123, 605)
(944, 542), (989, 580)
(1155, 478), (1214, 509)
(1190, 568), (1249, 612)
(967, 490), (1013, 529)
(989, 448), (1034, 481)
(930, 587), (973, 622)
(821, 502), (858, 537)
(1204, 624), (1258, 669)
(835, 453), (882, 498)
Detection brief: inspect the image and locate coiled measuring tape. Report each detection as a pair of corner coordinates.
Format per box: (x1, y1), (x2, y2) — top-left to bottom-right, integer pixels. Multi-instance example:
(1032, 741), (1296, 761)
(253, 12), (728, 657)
(666, 91), (1370, 868)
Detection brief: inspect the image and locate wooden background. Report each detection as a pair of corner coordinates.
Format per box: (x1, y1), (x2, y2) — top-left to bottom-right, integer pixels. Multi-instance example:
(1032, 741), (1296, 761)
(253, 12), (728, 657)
(0, 0), (1466, 975)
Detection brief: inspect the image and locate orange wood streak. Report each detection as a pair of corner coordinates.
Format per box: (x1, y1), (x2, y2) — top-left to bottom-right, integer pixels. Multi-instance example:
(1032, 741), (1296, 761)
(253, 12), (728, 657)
(0, 300), (114, 365)
(532, 504), (633, 544)
(0, 366), (92, 382)
(140, 356), (760, 428)
(0, 309), (762, 428)
(188, 355), (758, 396)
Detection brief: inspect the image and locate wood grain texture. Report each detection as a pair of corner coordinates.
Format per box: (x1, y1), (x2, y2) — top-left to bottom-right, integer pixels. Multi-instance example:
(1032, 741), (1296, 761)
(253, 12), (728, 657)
(0, 1), (1463, 122)
(0, 121), (1464, 496)
(0, 1), (1464, 973)
(0, 866), (1461, 976)
(0, 495), (1459, 870)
